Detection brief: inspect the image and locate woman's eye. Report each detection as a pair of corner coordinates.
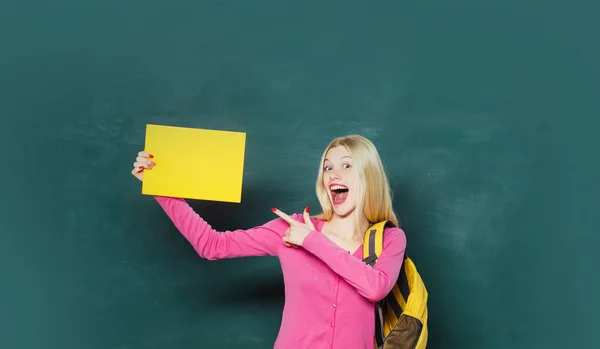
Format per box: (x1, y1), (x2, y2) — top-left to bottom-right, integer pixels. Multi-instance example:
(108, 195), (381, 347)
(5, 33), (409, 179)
(343, 164), (351, 169)
(324, 166), (332, 171)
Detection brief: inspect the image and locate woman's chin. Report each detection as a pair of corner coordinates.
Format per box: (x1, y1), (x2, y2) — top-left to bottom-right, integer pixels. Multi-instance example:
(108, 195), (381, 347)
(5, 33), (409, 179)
(331, 203), (355, 218)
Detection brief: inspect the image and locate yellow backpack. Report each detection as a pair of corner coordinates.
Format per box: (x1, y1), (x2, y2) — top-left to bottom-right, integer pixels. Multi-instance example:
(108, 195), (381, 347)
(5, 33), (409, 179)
(362, 221), (428, 349)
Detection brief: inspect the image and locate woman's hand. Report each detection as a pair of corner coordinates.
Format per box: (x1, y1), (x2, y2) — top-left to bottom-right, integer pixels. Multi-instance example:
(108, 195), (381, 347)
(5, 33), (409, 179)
(272, 207), (316, 247)
(131, 150), (155, 182)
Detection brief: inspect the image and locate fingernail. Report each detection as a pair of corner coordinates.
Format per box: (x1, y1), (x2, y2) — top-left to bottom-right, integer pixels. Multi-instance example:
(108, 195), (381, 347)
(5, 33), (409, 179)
(305, 206), (310, 213)
(139, 166), (144, 169)
(148, 154), (154, 158)
(272, 208), (276, 212)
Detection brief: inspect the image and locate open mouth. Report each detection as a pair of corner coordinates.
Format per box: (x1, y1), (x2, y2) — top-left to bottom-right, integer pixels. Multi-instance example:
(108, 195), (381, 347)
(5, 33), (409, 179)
(329, 184), (349, 205)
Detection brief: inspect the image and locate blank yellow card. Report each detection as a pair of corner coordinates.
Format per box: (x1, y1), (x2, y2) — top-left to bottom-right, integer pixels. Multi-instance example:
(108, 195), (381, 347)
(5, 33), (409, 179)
(141, 124), (246, 203)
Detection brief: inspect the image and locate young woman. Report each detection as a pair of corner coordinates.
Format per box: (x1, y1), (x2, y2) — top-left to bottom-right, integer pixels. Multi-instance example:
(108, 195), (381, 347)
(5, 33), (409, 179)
(131, 135), (407, 349)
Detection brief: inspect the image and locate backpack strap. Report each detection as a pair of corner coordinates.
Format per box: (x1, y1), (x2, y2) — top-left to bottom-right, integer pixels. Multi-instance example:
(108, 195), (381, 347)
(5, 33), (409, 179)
(363, 220), (396, 348)
(363, 221), (412, 314)
(362, 221), (396, 266)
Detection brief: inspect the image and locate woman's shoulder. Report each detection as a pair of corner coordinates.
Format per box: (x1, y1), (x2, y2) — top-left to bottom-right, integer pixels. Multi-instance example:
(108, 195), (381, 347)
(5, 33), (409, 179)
(383, 223), (405, 234)
(383, 224), (407, 246)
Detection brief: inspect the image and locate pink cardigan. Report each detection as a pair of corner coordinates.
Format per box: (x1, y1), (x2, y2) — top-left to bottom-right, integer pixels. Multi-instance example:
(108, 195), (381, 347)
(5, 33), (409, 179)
(154, 196), (406, 349)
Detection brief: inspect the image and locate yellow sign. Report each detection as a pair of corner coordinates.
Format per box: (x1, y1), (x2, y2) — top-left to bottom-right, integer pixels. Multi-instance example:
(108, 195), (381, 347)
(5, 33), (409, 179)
(141, 124), (246, 203)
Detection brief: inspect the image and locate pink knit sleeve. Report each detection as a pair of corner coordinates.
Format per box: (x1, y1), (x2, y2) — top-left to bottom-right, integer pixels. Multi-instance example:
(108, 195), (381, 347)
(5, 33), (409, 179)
(302, 227), (406, 302)
(153, 196), (288, 260)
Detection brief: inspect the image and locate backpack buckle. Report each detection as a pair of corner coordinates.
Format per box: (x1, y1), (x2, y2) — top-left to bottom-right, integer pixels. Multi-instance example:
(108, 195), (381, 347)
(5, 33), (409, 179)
(363, 254), (377, 266)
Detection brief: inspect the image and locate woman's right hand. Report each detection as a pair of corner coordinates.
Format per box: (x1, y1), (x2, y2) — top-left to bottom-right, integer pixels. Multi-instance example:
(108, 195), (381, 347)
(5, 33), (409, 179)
(131, 150), (155, 182)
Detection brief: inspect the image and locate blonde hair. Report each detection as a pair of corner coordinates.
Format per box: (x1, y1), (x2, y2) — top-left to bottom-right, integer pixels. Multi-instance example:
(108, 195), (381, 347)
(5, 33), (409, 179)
(314, 135), (399, 228)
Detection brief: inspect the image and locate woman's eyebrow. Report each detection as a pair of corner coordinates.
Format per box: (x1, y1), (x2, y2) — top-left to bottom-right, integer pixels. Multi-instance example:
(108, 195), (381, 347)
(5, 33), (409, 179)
(324, 156), (352, 161)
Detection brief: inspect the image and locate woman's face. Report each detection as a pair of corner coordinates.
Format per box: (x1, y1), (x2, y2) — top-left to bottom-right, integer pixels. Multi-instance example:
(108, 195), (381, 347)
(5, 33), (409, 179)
(322, 146), (359, 218)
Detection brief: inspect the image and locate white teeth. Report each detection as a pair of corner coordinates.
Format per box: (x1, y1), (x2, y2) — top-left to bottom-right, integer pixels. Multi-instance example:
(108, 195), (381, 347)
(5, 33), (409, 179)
(331, 185), (348, 191)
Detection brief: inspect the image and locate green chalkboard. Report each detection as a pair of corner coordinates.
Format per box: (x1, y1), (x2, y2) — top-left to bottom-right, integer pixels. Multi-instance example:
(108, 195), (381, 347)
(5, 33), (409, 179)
(1, 0), (598, 348)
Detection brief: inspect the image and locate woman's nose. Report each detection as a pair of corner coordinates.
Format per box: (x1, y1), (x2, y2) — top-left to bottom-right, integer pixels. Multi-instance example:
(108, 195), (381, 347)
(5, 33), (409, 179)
(329, 171), (341, 180)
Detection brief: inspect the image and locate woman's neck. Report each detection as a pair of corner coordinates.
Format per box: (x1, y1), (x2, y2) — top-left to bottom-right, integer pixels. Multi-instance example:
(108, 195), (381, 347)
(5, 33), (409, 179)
(325, 211), (371, 240)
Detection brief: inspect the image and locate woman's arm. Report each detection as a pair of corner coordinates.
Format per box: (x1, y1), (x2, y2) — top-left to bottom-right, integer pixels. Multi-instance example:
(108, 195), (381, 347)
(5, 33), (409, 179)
(302, 227), (406, 302)
(154, 196), (288, 260)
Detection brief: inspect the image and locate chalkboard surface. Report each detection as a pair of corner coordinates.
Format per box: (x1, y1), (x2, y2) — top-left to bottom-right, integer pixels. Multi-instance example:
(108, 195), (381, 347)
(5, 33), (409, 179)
(1, 1), (598, 348)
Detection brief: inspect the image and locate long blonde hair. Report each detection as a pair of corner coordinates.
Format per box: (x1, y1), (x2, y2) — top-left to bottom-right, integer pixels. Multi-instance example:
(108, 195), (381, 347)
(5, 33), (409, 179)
(314, 135), (399, 228)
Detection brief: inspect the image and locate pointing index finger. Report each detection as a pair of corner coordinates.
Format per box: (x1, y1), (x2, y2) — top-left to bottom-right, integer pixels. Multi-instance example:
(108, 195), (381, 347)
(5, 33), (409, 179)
(272, 208), (295, 225)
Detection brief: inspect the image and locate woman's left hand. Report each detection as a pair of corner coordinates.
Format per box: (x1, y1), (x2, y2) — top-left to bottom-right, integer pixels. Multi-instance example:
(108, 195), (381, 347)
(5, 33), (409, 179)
(272, 207), (316, 247)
